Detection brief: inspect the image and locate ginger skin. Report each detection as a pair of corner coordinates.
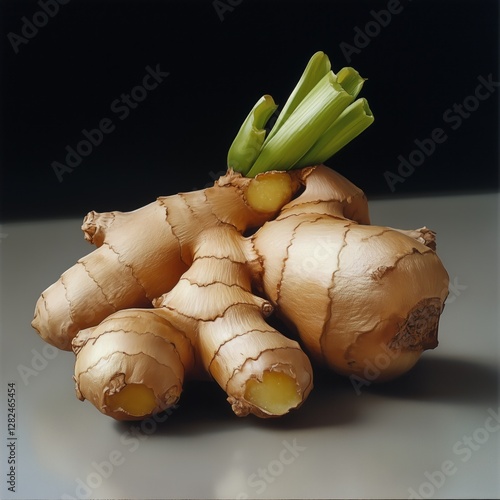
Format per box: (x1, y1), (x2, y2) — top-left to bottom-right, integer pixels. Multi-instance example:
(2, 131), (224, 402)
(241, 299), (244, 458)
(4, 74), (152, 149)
(251, 167), (449, 380)
(72, 224), (313, 420)
(32, 170), (301, 351)
(33, 165), (448, 420)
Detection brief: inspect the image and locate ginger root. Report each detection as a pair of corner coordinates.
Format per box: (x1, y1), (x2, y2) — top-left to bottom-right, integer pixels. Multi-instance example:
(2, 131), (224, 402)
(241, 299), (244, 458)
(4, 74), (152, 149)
(32, 165), (448, 420)
(252, 166), (449, 381)
(31, 52), (449, 421)
(32, 171), (297, 351)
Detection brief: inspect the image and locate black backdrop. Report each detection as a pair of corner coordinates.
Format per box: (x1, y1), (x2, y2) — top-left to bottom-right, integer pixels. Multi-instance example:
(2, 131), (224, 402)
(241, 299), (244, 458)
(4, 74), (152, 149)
(0, 0), (498, 221)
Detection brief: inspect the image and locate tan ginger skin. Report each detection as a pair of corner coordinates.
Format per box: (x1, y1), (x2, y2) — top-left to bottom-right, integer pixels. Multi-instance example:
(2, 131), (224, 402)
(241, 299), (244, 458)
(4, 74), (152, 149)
(32, 165), (449, 420)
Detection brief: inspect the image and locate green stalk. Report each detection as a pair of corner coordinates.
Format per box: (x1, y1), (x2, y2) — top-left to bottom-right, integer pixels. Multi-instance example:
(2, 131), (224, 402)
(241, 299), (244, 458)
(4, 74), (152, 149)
(294, 98), (374, 169)
(263, 51), (331, 145)
(226, 52), (375, 177)
(246, 72), (354, 177)
(336, 66), (366, 99)
(227, 95), (278, 175)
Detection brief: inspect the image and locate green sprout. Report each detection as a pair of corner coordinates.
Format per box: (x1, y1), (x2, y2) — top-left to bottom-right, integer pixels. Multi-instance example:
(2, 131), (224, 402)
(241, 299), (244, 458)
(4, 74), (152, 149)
(227, 51), (374, 177)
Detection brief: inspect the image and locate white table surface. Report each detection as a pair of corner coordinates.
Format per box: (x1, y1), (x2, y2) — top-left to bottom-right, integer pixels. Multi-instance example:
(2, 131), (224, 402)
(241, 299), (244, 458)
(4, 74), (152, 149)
(1, 190), (499, 500)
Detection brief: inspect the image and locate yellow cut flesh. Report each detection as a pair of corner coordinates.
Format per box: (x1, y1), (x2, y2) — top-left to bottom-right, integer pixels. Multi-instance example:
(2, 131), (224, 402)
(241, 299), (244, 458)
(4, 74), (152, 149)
(244, 371), (301, 415)
(106, 384), (156, 417)
(246, 173), (292, 213)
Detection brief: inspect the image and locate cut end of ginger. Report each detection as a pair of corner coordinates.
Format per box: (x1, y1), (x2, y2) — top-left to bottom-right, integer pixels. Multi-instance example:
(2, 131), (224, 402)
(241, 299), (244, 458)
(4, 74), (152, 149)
(244, 370), (302, 415)
(106, 383), (157, 418)
(246, 172), (293, 213)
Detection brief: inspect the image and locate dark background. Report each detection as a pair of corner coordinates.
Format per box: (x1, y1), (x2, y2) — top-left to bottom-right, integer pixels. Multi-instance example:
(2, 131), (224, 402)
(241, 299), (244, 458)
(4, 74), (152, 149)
(0, 0), (498, 221)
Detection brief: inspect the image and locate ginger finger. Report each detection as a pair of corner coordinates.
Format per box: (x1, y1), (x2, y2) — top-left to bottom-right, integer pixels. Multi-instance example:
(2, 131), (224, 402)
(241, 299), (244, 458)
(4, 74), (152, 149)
(72, 308), (195, 420)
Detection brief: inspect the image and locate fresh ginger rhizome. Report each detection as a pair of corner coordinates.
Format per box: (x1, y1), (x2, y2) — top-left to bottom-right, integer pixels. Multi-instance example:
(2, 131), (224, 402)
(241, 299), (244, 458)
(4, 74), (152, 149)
(32, 52), (449, 420)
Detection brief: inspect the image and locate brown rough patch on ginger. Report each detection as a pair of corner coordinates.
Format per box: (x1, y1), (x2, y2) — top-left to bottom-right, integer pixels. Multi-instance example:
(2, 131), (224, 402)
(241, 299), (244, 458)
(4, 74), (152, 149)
(388, 298), (443, 351)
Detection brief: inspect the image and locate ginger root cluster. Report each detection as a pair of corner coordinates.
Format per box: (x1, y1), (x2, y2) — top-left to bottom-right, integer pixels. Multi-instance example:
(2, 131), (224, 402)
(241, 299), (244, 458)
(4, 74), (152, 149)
(32, 165), (449, 420)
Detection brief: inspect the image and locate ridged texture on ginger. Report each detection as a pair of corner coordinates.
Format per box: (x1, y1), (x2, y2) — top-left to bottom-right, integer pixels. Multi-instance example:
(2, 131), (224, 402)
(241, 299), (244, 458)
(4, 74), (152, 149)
(154, 225), (313, 418)
(31, 202), (186, 351)
(252, 165), (449, 381)
(32, 171), (294, 351)
(72, 308), (195, 420)
(32, 164), (449, 420)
